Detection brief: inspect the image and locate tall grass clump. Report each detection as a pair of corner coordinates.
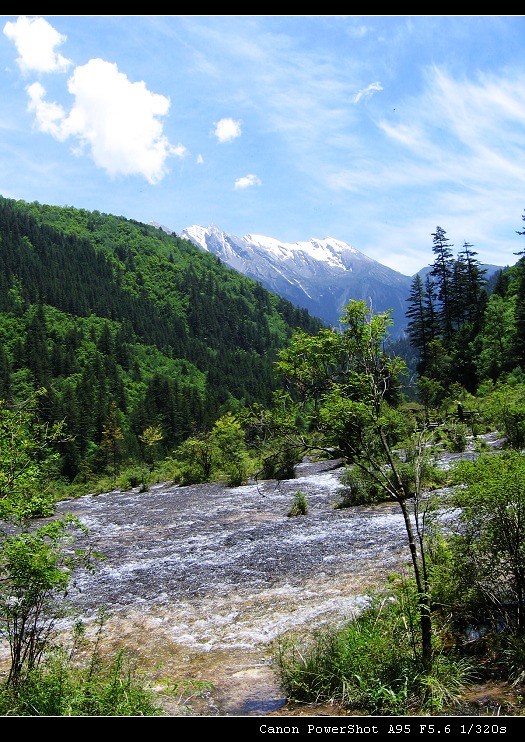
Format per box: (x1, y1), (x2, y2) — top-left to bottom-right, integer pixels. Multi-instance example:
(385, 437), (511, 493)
(288, 490), (309, 517)
(274, 582), (477, 715)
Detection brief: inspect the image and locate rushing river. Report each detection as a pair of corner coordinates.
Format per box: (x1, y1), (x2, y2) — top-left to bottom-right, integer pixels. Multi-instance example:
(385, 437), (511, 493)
(47, 458), (411, 715)
(2, 433), (503, 716)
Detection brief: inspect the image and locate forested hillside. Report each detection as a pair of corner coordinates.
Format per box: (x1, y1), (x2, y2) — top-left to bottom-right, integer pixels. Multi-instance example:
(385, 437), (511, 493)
(0, 196), (324, 482)
(404, 223), (524, 403)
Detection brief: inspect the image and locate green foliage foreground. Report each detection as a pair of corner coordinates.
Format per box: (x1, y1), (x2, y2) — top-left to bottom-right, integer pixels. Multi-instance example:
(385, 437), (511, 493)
(4, 292), (525, 714)
(0, 393), (165, 715)
(0, 643), (162, 717)
(275, 582), (478, 716)
(274, 445), (525, 716)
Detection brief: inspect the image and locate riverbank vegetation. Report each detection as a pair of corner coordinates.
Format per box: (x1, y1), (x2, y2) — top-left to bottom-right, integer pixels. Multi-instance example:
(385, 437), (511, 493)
(275, 447), (525, 716)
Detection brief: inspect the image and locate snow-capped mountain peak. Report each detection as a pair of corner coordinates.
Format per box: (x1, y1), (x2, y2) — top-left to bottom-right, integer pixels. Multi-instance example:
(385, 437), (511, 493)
(179, 224), (412, 336)
(183, 225), (363, 270)
(242, 233), (363, 270)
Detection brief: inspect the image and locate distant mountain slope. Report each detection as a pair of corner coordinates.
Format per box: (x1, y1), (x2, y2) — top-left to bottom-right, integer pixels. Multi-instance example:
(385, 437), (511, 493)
(415, 263), (506, 284)
(179, 224), (414, 337)
(175, 225), (508, 339)
(0, 196), (325, 479)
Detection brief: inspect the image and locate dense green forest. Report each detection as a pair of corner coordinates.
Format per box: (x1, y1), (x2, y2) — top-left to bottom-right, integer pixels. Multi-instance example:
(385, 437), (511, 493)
(2, 196), (525, 716)
(0, 195), (323, 484)
(2, 195), (523, 489)
(403, 224), (520, 400)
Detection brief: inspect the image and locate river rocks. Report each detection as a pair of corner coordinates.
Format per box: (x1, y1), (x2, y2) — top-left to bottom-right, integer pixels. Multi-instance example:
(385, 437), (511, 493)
(51, 457), (408, 714)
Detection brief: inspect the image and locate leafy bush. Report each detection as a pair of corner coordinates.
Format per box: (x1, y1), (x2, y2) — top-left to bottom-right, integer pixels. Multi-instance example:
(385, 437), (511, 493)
(390, 457), (447, 496)
(260, 448), (298, 480)
(335, 468), (384, 507)
(0, 519), (100, 691)
(443, 421), (468, 453)
(0, 644), (162, 716)
(116, 465), (150, 490)
(288, 490), (308, 517)
(439, 450), (525, 641)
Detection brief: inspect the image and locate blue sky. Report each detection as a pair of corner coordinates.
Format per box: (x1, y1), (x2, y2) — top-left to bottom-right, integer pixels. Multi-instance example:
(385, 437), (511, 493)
(1, 15), (525, 276)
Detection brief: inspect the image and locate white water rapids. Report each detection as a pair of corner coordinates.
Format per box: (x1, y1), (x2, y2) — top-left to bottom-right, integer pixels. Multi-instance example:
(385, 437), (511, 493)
(48, 458), (410, 715)
(2, 433), (503, 716)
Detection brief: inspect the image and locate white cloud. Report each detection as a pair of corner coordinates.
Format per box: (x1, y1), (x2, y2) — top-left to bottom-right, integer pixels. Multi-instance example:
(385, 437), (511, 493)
(377, 67), (525, 187)
(197, 153), (204, 164)
(352, 81), (383, 104)
(26, 81), (67, 136)
(26, 58), (187, 184)
(234, 174), (261, 190)
(214, 117), (242, 143)
(3, 15), (71, 74)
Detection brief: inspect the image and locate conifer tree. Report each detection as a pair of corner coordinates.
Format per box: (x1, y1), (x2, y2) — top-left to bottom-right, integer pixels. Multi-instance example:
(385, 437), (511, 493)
(430, 226), (455, 341)
(24, 304), (51, 388)
(406, 274), (428, 364)
(453, 241), (487, 328)
(406, 273), (440, 378)
(512, 211), (525, 369)
(0, 342), (11, 401)
(101, 401), (124, 483)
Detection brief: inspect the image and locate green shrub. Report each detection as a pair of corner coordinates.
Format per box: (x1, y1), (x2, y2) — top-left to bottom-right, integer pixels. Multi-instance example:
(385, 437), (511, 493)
(261, 448), (298, 480)
(288, 490), (308, 517)
(116, 465), (149, 491)
(388, 457), (447, 496)
(0, 645), (163, 716)
(499, 635), (525, 686)
(222, 461), (248, 487)
(274, 585), (476, 715)
(335, 468), (384, 507)
(443, 421), (468, 453)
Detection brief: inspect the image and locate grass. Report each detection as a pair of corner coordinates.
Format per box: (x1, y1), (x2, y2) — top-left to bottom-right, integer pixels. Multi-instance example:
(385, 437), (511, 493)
(0, 646), (163, 716)
(274, 586), (485, 716)
(288, 490), (309, 517)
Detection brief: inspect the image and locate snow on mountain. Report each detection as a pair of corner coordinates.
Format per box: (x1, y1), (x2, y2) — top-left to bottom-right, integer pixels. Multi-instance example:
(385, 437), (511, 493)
(178, 224), (413, 337)
(182, 224), (366, 272)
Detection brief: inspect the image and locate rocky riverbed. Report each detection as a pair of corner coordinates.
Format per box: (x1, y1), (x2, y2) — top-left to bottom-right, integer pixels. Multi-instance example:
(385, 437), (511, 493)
(48, 458), (412, 716)
(0, 433), (504, 716)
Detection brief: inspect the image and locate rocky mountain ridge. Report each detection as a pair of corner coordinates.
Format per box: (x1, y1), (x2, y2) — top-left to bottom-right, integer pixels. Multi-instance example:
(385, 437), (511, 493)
(151, 222), (505, 338)
(179, 224), (414, 336)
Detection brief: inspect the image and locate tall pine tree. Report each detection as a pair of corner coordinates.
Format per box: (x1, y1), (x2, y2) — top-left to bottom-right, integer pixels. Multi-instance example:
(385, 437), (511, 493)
(430, 226), (455, 342)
